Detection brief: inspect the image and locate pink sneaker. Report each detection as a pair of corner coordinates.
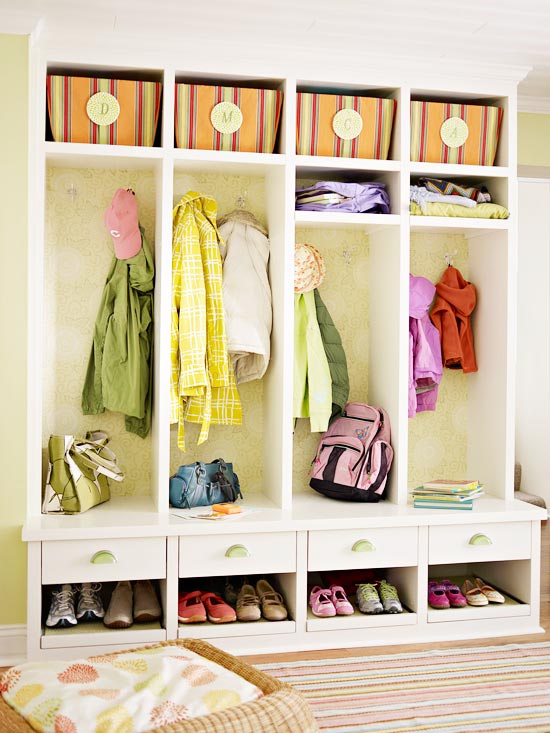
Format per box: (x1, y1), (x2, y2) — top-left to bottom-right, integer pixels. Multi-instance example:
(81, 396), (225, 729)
(309, 586), (336, 617)
(441, 579), (468, 608)
(428, 581), (450, 609)
(330, 585), (354, 615)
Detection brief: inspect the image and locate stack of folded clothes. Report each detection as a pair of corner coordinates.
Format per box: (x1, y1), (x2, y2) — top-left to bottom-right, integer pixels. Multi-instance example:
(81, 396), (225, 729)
(410, 177), (509, 218)
(296, 181), (391, 214)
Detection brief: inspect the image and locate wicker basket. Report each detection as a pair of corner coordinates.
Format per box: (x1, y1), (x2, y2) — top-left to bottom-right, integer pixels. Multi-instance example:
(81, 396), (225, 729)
(0, 639), (318, 733)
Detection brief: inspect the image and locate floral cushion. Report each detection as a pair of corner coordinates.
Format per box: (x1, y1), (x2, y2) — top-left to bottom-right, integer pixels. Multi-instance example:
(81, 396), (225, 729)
(1, 645), (263, 733)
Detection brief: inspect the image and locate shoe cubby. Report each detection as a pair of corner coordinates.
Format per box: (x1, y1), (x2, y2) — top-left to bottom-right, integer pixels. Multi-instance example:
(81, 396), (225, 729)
(408, 229), (512, 500)
(306, 567), (417, 632)
(427, 561), (532, 623)
(292, 224), (402, 507)
(40, 578), (166, 650)
(176, 573), (296, 641)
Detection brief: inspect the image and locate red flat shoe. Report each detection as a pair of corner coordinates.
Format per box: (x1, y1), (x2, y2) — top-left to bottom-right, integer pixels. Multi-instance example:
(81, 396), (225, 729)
(201, 592), (237, 623)
(178, 590), (206, 623)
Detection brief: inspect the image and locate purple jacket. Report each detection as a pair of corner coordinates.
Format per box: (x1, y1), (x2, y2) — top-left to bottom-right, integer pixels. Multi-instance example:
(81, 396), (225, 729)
(409, 274), (443, 417)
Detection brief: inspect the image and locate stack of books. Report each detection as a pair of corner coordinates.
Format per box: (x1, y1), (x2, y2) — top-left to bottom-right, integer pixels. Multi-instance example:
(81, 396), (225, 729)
(411, 479), (484, 510)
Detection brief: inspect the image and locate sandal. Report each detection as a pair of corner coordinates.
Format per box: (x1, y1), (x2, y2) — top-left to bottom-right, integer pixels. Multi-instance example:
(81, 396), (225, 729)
(474, 577), (505, 603)
(177, 589), (206, 623)
(330, 585), (354, 615)
(309, 586), (336, 617)
(462, 579), (489, 606)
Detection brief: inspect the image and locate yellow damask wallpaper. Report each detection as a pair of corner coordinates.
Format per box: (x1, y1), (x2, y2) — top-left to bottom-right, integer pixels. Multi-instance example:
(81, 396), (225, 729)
(169, 173), (266, 494)
(408, 232), (469, 488)
(44, 167), (156, 495)
(292, 227), (370, 494)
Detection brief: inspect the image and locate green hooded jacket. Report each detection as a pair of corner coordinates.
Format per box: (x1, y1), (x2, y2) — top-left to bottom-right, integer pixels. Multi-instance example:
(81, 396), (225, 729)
(82, 230), (154, 438)
(314, 288), (350, 422)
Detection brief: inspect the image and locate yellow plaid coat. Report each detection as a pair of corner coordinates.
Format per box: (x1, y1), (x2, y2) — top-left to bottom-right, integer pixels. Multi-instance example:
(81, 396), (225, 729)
(171, 192), (241, 450)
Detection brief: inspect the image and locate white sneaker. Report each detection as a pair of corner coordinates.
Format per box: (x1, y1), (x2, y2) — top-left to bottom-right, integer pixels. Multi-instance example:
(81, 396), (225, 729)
(104, 581), (133, 628)
(134, 580), (161, 623)
(76, 582), (105, 622)
(46, 584), (77, 628)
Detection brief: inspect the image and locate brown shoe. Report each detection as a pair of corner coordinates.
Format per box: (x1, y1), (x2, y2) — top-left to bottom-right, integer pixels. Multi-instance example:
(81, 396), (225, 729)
(256, 579), (288, 621)
(236, 584), (261, 622)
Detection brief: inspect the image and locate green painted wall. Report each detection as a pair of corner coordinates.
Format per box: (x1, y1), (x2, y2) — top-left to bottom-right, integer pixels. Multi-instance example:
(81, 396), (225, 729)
(0, 34), (28, 625)
(0, 36), (547, 629)
(518, 112), (550, 166)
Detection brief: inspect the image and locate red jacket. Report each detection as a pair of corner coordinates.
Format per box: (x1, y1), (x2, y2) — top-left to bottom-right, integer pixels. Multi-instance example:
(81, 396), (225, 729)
(430, 266), (477, 373)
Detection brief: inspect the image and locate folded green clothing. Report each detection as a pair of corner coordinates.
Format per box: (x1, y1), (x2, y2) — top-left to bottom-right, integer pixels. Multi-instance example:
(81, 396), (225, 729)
(410, 201), (509, 219)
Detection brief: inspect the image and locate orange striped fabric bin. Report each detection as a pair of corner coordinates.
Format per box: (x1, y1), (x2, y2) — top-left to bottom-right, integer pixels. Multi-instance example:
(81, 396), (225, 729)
(47, 76), (162, 146)
(410, 101), (503, 165)
(296, 93), (397, 159)
(175, 84), (283, 153)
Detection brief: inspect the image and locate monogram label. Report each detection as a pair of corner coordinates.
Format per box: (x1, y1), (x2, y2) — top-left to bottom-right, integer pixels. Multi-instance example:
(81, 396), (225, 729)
(210, 101), (243, 134)
(332, 108), (363, 140)
(86, 92), (121, 126)
(440, 116), (469, 148)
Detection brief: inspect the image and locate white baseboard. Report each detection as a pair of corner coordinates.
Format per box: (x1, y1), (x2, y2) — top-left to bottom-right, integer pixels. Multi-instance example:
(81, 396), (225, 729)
(0, 625), (26, 666)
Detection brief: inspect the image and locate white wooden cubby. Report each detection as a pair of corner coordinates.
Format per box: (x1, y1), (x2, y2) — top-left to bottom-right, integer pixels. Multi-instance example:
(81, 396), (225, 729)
(22, 34), (546, 660)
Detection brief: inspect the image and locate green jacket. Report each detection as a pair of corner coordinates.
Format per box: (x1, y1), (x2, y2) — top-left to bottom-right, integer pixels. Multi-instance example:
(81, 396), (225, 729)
(314, 289), (350, 422)
(293, 290), (332, 433)
(82, 230), (154, 438)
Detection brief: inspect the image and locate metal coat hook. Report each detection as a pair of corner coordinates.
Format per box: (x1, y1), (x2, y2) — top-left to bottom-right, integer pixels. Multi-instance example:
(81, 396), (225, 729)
(444, 250), (458, 267)
(66, 183), (77, 203)
(236, 190), (248, 209)
(343, 249), (352, 265)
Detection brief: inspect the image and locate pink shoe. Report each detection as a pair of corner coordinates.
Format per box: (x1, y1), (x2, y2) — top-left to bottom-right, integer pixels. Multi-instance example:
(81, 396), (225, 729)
(441, 579), (468, 608)
(200, 592), (236, 623)
(309, 586), (336, 617)
(330, 585), (354, 615)
(178, 590), (207, 623)
(428, 581), (450, 609)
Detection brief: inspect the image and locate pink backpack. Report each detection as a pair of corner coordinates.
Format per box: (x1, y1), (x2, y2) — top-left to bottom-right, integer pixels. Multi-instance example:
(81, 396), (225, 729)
(309, 402), (393, 502)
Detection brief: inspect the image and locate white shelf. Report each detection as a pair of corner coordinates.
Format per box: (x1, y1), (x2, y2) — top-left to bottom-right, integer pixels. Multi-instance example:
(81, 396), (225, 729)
(410, 215), (510, 233)
(44, 141), (163, 169)
(296, 154), (401, 174)
(295, 211), (400, 231)
(172, 147), (286, 173)
(306, 606), (416, 632)
(178, 619), (295, 639)
(409, 161), (510, 178)
(41, 621), (165, 649)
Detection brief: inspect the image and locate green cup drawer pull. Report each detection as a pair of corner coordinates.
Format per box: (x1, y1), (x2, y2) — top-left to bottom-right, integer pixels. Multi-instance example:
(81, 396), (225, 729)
(225, 544), (251, 559)
(469, 533), (493, 546)
(90, 550), (117, 564)
(351, 539), (376, 553)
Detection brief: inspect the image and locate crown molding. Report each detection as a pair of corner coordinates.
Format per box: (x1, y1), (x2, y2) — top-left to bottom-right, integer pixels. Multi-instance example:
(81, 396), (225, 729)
(518, 95), (550, 114)
(0, 10), (41, 35)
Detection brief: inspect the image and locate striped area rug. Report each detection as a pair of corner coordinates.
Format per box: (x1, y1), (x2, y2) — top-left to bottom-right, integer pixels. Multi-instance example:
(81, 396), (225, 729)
(256, 642), (550, 732)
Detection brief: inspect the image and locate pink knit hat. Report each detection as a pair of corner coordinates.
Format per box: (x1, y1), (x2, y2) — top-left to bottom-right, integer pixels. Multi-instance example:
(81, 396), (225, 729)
(104, 188), (141, 259)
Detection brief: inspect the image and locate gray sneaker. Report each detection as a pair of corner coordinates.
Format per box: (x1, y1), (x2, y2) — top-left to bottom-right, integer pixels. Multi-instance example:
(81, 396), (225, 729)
(356, 583), (383, 614)
(76, 582), (105, 622)
(104, 581), (133, 629)
(378, 580), (403, 613)
(46, 584), (77, 628)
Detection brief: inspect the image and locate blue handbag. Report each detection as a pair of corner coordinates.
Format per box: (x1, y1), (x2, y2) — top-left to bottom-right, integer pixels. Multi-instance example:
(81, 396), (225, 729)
(169, 458), (242, 509)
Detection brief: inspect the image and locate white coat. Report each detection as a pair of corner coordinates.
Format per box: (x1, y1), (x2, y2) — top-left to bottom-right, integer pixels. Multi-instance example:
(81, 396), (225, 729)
(218, 217), (272, 383)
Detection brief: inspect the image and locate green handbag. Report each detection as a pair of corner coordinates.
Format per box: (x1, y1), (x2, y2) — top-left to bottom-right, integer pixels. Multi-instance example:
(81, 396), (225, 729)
(42, 431), (124, 514)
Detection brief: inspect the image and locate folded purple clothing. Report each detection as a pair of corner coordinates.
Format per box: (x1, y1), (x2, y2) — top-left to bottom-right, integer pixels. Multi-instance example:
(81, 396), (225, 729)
(295, 181), (391, 214)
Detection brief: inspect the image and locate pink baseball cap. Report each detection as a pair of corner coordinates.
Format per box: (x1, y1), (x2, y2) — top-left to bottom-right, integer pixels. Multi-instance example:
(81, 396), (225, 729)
(104, 188), (141, 259)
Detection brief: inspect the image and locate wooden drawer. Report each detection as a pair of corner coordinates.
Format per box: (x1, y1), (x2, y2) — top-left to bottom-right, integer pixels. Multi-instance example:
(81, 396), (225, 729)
(42, 538), (166, 585)
(308, 527), (418, 571)
(428, 522), (531, 564)
(179, 532), (296, 578)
